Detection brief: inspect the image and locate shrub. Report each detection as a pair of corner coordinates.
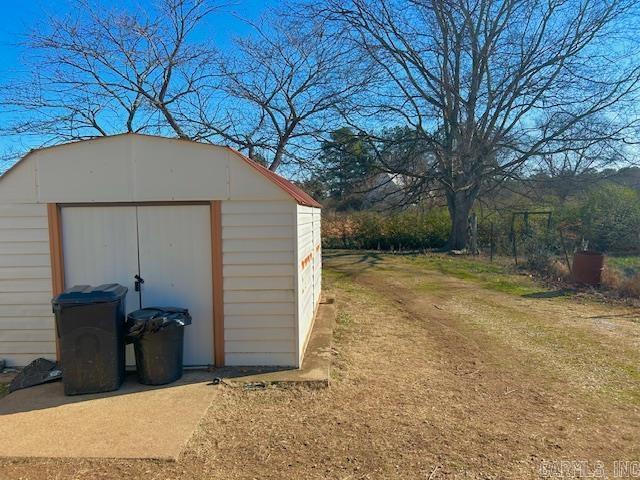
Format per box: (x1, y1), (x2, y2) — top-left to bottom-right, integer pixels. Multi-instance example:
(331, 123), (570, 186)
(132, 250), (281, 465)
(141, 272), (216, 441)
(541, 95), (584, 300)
(521, 234), (555, 273)
(561, 183), (640, 253)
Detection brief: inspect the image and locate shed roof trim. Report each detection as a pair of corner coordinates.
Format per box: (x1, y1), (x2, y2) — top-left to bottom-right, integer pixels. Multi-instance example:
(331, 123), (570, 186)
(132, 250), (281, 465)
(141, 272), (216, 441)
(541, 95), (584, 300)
(0, 133), (322, 208)
(225, 147), (321, 208)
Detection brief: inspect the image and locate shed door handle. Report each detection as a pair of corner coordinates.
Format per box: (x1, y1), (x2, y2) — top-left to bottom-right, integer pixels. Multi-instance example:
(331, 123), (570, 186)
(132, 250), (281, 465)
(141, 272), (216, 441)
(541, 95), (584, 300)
(134, 275), (145, 292)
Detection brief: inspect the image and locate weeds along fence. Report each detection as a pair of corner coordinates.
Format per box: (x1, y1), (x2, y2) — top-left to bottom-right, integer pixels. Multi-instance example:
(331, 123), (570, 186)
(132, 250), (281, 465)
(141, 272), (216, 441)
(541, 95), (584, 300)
(477, 210), (558, 268)
(478, 186), (640, 265)
(321, 196), (640, 297)
(322, 201), (640, 259)
(322, 208), (565, 263)
(322, 209), (451, 251)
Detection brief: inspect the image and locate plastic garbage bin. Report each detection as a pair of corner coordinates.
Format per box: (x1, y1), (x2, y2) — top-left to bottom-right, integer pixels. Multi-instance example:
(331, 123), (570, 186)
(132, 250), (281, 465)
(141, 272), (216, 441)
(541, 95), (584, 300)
(52, 284), (128, 395)
(126, 307), (192, 385)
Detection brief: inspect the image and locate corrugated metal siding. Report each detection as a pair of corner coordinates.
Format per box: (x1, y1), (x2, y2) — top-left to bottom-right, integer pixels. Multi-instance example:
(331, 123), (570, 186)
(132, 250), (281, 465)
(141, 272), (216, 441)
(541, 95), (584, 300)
(313, 209), (322, 307)
(221, 200), (297, 366)
(0, 203), (55, 366)
(296, 205), (322, 364)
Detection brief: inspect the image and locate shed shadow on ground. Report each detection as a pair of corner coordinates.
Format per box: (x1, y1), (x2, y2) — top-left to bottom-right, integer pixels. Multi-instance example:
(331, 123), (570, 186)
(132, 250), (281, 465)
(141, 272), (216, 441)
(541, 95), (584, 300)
(585, 313), (640, 320)
(208, 366), (294, 379)
(521, 289), (570, 299)
(322, 251), (382, 275)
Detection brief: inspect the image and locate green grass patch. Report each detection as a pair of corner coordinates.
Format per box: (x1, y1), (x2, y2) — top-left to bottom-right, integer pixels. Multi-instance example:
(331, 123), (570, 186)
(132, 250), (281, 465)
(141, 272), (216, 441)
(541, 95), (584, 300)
(608, 255), (640, 278)
(397, 254), (553, 297)
(336, 310), (352, 328)
(415, 279), (446, 293)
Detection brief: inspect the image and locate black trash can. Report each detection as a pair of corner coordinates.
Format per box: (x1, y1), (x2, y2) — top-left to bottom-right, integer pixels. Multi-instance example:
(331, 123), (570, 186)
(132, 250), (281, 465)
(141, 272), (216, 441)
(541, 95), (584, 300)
(126, 307), (191, 385)
(52, 284), (128, 395)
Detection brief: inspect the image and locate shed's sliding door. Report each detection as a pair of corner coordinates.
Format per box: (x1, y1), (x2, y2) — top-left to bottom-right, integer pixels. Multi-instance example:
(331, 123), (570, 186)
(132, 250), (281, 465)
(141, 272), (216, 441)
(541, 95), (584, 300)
(137, 205), (213, 366)
(61, 204), (214, 367)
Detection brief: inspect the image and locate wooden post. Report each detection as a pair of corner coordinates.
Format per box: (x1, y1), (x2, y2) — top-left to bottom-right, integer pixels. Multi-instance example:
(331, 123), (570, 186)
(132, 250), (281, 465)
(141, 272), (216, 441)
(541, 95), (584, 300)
(210, 201), (225, 367)
(490, 222), (494, 262)
(559, 227), (572, 275)
(510, 213), (518, 265)
(47, 204), (65, 362)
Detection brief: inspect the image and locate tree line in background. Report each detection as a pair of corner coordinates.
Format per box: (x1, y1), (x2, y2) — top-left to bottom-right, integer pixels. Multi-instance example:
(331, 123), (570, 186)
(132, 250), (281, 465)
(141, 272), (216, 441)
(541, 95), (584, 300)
(1, 0), (639, 251)
(322, 168), (640, 254)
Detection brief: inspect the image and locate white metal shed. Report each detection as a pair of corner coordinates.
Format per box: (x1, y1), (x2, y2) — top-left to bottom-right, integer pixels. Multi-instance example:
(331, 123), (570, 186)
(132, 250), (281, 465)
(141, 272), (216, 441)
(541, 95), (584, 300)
(0, 133), (322, 368)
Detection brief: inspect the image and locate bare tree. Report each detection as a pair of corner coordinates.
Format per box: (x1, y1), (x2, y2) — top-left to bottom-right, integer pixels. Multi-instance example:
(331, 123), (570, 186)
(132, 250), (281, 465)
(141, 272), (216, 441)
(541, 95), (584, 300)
(0, 0), (222, 145)
(318, 0), (640, 249)
(214, 13), (369, 171)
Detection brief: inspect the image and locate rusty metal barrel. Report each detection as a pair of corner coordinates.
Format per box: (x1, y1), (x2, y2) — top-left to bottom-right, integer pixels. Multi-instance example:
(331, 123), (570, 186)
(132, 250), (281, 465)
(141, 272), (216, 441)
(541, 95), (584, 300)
(572, 250), (604, 286)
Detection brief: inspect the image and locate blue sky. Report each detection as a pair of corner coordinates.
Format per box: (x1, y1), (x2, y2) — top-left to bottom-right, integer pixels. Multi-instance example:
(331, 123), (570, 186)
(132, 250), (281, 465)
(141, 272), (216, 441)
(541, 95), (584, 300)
(0, 0), (277, 164)
(0, 0), (275, 73)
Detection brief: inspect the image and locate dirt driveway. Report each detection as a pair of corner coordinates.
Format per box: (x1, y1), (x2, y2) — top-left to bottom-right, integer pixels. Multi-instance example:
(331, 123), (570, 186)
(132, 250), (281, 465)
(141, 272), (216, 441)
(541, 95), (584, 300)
(2, 251), (640, 479)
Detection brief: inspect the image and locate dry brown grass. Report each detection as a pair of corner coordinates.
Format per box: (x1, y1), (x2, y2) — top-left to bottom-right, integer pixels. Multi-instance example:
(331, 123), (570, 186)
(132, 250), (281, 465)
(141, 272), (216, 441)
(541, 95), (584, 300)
(602, 268), (640, 298)
(548, 259), (572, 282)
(1, 251), (639, 479)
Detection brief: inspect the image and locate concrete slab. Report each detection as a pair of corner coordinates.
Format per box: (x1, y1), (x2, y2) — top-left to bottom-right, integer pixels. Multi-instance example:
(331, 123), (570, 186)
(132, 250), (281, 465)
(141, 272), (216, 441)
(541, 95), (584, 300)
(0, 372), (214, 460)
(0, 300), (337, 459)
(214, 299), (337, 388)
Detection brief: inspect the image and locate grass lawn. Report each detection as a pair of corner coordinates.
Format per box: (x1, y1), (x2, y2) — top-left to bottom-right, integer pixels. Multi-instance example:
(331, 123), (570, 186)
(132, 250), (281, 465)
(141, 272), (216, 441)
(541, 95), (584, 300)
(341, 250), (562, 297)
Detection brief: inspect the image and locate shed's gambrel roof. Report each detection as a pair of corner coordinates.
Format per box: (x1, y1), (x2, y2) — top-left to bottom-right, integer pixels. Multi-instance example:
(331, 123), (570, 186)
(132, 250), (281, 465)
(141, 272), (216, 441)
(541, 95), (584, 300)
(1, 133), (321, 208)
(226, 147), (321, 208)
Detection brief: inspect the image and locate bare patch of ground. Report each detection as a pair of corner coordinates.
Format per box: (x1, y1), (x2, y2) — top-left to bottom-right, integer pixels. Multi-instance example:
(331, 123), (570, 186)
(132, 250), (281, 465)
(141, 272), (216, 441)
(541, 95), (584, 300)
(1, 251), (639, 479)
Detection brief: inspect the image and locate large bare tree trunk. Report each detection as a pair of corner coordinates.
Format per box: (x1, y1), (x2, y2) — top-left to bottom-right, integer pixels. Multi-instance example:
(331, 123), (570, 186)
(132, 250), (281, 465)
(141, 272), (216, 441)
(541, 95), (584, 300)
(446, 191), (475, 251)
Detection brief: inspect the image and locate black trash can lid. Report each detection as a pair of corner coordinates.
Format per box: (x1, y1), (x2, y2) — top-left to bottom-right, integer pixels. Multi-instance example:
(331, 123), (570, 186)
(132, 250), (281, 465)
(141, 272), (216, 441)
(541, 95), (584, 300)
(126, 307), (192, 341)
(127, 307), (191, 325)
(52, 284), (128, 306)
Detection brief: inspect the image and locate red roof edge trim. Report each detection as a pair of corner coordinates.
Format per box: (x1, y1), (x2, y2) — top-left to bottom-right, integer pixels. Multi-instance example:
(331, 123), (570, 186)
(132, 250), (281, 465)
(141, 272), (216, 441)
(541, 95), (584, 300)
(225, 147), (322, 209)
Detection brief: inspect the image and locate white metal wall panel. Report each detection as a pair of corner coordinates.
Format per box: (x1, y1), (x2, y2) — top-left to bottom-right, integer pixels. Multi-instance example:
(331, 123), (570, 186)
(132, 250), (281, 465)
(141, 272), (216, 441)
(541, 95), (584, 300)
(225, 352), (299, 366)
(61, 206), (140, 311)
(0, 158), (38, 203)
(0, 203), (55, 366)
(221, 200), (297, 366)
(136, 205), (213, 366)
(296, 205), (315, 363)
(312, 208), (322, 307)
(131, 137), (230, 201)
(29, 135), (290, 203)
(36, 136), (134, 203)
(227, 156), (290, 201)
